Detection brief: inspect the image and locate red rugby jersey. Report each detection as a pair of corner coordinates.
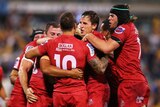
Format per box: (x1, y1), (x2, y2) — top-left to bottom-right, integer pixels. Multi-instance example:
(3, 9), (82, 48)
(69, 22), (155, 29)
(111, 22), (146, 81)
(38, 35), (96, 93)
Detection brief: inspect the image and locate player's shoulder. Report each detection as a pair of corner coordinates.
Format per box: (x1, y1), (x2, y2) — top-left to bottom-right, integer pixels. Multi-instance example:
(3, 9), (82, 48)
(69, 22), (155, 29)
(25, 40), (37, 49)
(93, 31), (104, 39)
(83, 42), (94, 51)
(77, 39), (88, 46)
(27, 40), (37, 45)
(121, 22), (133, 30)
(114, 23), (131, 35)
(24, 41), (37, 53)
(72, 38), (89, 50)
(69, 36), (84, 44)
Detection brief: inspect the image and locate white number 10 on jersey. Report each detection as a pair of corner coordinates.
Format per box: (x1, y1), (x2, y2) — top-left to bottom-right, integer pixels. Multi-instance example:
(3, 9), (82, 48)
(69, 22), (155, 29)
(54, 54), (77, 70)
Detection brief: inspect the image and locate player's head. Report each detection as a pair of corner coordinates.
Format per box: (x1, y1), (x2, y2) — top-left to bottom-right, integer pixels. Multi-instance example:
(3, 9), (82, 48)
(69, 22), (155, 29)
(100, 19), (110, 40)
(109, 4), (130, 28)
(60, 12), (77, 32)
(78, 10), (99, 36)
(45, 21), (62, 39)
(101, 19), (110, 32)
(30, 29), (44, 41)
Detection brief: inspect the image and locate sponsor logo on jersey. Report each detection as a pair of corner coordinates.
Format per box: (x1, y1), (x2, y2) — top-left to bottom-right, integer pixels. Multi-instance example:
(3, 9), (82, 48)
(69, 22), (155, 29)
(58, 43), (73, 49)
(114, 26), (125, 34)
(56, 43), (74, 51)
(86, 43), (95, 56)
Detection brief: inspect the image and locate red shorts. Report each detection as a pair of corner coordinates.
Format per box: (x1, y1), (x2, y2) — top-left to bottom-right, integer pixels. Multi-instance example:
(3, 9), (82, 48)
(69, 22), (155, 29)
(53, 90), (88, 107)
(88, 84), (110, 107)
(8, 94), (26, 107)
(27, 95), (53, 107)
(118, 81), (150, 107)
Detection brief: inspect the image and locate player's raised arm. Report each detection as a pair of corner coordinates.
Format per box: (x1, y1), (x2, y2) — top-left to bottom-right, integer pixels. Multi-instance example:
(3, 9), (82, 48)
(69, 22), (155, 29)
(25, 46), (42, 59)
(18, 57), (38, 103)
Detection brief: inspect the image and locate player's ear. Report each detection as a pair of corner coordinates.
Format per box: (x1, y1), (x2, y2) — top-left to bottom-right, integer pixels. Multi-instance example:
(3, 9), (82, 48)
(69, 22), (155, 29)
(73, 23), (78, 33)
(92, 24), (97, 30)
(74, 23), (77, 29)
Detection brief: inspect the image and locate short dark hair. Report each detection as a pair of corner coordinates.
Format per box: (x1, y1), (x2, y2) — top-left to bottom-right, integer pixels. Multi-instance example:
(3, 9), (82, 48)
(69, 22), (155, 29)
(45, 21), (59, 33)
(60, 12), (76, 31)
(101, 19), (110, 31)
(110, 4), (130, 26)
(82, 11), (99, 30)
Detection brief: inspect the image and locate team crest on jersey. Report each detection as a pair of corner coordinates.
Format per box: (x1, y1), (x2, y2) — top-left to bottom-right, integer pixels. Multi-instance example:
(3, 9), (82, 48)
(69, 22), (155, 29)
(86, 43), (95, 56)
(114, 26), (125, 34)
(25, 46), (34, 53)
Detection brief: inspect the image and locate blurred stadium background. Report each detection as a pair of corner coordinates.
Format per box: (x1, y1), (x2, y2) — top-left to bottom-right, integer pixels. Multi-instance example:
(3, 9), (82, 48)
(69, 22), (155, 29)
(0, 0), (160, 106)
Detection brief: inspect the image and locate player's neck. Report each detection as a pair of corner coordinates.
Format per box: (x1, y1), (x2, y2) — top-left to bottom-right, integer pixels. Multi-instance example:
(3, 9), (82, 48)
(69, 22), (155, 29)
(63, 29), (75, 36)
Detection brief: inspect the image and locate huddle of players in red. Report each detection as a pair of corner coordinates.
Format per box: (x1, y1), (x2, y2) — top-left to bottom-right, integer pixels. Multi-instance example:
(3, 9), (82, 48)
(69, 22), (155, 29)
(6, 4), (150, 107)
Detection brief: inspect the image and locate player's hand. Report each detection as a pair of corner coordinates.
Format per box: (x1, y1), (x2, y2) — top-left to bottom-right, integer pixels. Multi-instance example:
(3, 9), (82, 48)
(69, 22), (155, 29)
(37, 37), (52, 45)
(26, 88), (38, 103)
(82, 35), (88, 41)
(70, 68), (83, 79)
(82, 33), (93, 41)
(4, 97), (9, 107)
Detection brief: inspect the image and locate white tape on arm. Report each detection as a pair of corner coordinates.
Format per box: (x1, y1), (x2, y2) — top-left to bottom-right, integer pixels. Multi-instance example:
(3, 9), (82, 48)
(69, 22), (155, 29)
(22, 56), (34, 64)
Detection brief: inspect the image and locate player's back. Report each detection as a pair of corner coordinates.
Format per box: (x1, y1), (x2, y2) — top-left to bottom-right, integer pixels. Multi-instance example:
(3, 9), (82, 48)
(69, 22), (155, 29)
(46, 34), (92, 93)
(47, 35), (89, 70)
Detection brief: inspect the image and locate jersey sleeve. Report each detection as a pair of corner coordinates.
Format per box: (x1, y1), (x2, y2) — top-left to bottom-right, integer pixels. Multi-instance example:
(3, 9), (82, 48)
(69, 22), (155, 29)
(111, 25), (128, 45)
(13, 57), (20, 70)
(38, 40), (51, 55)
(93, 31), (105, 40)
(23, 41), (37, 64)
(85, 42), (97, 61)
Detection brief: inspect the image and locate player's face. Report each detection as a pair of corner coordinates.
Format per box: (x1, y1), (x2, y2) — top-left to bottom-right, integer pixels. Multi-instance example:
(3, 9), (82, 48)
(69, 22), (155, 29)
(108, 13), (118, 29)
(46, 26), (62, 39)
(78, 16), (93, 37)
